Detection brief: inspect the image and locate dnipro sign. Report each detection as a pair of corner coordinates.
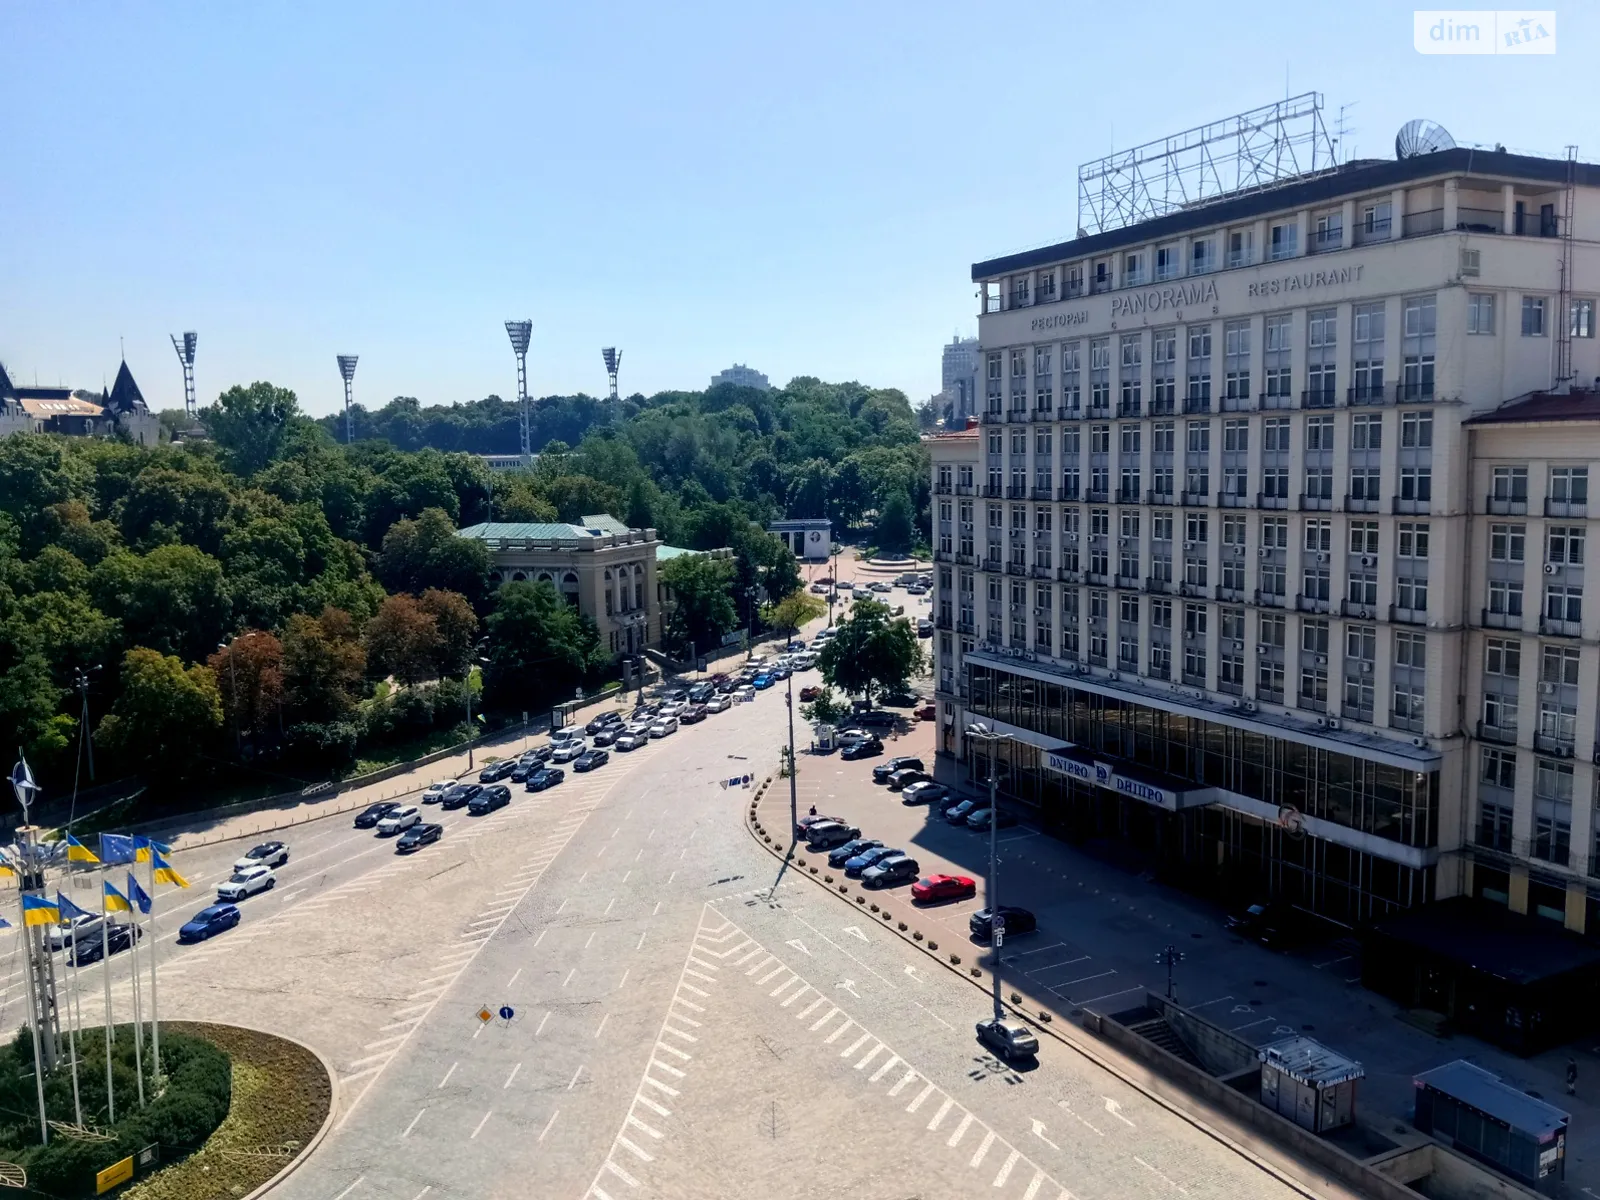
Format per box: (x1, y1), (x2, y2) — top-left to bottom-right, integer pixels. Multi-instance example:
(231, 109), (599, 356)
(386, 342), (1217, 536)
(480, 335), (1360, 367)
(1043, 751), (1179, 810)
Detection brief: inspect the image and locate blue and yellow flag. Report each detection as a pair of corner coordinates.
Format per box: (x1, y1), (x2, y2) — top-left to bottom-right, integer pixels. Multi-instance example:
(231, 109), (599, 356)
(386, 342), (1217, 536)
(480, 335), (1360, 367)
(151, 850), (188, 889)
(65, 835), (100, 865)
(127, 874), (152, 916)
(21, 894), (59, 927)
(98, 833), (137, 865)
(56, 891), (92, 922)
(133, 836), (173, 864)
(102, 880), (132, 914)
(0, 850), (15, 880)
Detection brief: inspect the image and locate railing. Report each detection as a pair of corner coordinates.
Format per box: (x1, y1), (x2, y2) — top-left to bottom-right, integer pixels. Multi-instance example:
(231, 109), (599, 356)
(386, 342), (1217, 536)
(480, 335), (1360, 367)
(1180, 491), (1210, 506)
(1391, 496), (1430, 515)
(1182, 397), (1212, 414)
(1146, 489), (1175, 505)
(1295, 594), (1331, 614)
(1340, 598), (1378, 619)
(1402, 209), (1444, 237)
(955, 483), (974, 495)
(1256, 491), (1288, 510)
(1148, 395), (1175, 416)
(934, 482), (953, 495)
(1254, 589), (1285, 607)
(1298, 493), (1333, 511)
(1540, 616), (1582, 638)
(1534, 732), (1576, 758)
(1455, 207), (1504, 234)
(1344, 494), (1380, 514)
(1116, 487), (1142, 504)
(1220, 392), (1254, 413)
(983, 483), (1002, 497)
(1480, 607), (1523, 629)
(1301, 387), (1339, 410)
(1031, 486), (1053, 500)
(1144, 577), (1170, 594)
(1031, 565), (1054, 579)
(1346, 384), (1386, 407)
(1395, 380), (1435, 402)
(1545, 498), (1588, 518)
(1308, 227), (1344, 254)
(1116, 400), (1142, 418)
(1485, 494), (1528, 515)
(1352, 218), (1391, 246)
(1258, 390), (1294, 410)
(1056, 405), (1081, 421)
(1513, 211), (1561, 237)
(1085, 489), (1109, 503)
(1389, 604), (1427, 626)
(1219, 490), (1246, 508)
(1057, 486), (1081, 502)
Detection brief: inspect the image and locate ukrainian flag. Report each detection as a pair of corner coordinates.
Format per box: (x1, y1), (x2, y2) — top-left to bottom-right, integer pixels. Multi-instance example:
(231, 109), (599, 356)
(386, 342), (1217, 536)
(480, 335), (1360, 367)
(0, 851), (15, 880)
(151, 850), (188, 889)
(21, 894), (59, 927)
(103, 880), (132, 914)
(65, 835), (100, 865)
(133, 836), (173, 864)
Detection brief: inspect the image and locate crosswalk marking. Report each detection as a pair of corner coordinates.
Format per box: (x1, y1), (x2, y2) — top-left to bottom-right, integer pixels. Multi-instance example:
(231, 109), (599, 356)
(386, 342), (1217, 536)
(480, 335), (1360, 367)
(992, 1149), (1020, 1187)
(947, 1112), (975, 1148)
(928, 1097), (955, 1131)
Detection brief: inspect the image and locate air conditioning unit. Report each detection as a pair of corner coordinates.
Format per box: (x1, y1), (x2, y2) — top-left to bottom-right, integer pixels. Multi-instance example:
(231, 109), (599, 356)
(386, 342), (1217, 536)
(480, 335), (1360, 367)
(1316, 552), (1330, 564)
(1233, 545), (1246, 556)
(1315, 654), (1329, 666)
(1107, 671), (1120, 681)
(1118, 536), (1129, 546)
(1411, 736), (1427, 748)
(1185, 631), (1197, 640)
(1360, 662), (1373, 674)
(1067, 533), (1079, 542)
(1243, 700), (1258, 712)
(1541, 682), (1556, 694)
(1229, 698), (1242, 709)
(1258, 547), (1271, 558)
(1257, 644), (1274, 655)
(1359, 555), (1375, 568)
(1316, 716), (1329, 727)
(1326, 718), (1341, 730)
(1545, 563), (1560, 575)
(1357, 608), (1372, 620)
(1184, 540), (1197, 550)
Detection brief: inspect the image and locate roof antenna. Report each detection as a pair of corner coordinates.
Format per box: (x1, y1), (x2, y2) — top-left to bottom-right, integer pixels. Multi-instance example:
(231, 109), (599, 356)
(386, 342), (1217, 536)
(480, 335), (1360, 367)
(119, 335), (125, 362)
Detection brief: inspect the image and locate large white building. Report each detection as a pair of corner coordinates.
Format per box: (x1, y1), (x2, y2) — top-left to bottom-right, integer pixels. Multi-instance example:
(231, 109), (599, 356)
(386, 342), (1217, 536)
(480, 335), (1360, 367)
(929, 145), (1600, 940)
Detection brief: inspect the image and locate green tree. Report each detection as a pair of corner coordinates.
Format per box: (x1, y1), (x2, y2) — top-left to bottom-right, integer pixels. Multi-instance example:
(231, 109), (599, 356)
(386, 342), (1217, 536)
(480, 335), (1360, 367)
(201, 382), (309, 475)
(659, 554), (739, 657)
(376, 508), (491, 605)
(483, 580), (606, 710)
(760, 590), (825, 639)
(417, 588), (479, 677)
(96, 647), (223, 777)
(875, 489), (914, 554)
(815, 598), (923, 705)
(90, 544), (230, 664)
(282, 607), (366, 722)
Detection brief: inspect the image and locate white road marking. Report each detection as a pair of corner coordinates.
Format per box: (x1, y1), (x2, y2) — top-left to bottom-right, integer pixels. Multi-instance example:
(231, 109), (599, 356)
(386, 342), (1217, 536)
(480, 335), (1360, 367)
(604, 897), (616, 916)
(635, 931), (646, 950)
(603, 1158), (641, 1186)
(331, 1177), (366, 1200)
(617, 968), (630, 990)
(796, 997), (825, 1021)
(563, 968), (577, 987)
(533, 930), (547, 948)
(652, 901), (661, 915)
(401, 1108), (425, 1138)
(889, 1068), (919, 1097)
(595, 1014), (611, 1038)
(855, 1044), (887, 1071)
(927, 1096), (955, 1131)
(470, 1110), (493, 1139)
(507, 967), (522, 988)
(869, 1054), (900, 1082)
(585, 932), (596, 950)
(568, 1063), (585, 1089)
(536, 1011), (552, 1036)
(1056, 969), (1116, 989)
(1022, 1169), (1044, 1199)
(970, 1129), (997, 1167)
(635, 1094), (670, 1118)
(947, 1111), (975, 1147)
(436, 1062), (457, 1088)
(538, 1109), (559, 1142)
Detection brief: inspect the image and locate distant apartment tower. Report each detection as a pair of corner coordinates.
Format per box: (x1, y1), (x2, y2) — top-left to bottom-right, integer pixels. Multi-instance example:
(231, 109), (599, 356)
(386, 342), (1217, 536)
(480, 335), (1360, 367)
(942, 335), (981, 420)
(710, 363), (771, 391)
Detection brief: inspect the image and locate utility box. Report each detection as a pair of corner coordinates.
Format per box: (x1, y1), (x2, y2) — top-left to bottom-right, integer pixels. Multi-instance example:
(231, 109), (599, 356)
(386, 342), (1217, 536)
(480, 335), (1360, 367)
(1258, 1036), (1362, 1134)
(813, 724), (836, 752)
(1413, 1060), (1568, 1189)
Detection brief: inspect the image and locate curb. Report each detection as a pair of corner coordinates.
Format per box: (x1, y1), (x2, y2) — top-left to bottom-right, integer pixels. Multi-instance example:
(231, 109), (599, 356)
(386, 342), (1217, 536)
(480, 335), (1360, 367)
(234, 1023), (340, 1200)
(742, 784), (1335, 1200)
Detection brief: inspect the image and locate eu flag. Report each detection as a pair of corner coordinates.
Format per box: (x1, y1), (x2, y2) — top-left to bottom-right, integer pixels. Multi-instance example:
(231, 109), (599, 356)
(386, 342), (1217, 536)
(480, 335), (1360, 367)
(99, 833), (138, 865)
(127, 874), (152, 916)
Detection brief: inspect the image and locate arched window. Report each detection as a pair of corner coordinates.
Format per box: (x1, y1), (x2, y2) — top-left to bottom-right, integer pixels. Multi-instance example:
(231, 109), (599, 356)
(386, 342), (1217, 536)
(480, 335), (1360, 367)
(511, 571), (527, 582)
(537, 572), (554, 584)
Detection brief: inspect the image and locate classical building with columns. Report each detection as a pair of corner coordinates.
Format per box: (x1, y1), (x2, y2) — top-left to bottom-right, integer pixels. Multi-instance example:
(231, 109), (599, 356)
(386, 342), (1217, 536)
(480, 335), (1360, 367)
(929, 147), (1600, 937)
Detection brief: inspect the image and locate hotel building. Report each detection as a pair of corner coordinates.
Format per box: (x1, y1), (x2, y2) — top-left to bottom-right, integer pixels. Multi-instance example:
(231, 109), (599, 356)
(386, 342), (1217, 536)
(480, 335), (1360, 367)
(928, 147), (1600, 934)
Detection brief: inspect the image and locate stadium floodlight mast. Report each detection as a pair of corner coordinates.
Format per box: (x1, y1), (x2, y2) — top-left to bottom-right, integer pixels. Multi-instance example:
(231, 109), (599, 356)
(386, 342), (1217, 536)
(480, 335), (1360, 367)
(506, 320), (533, 462)
(336, 355), (359, 444)
(602, 347), (622, 402)
(170, 332), (197, 415)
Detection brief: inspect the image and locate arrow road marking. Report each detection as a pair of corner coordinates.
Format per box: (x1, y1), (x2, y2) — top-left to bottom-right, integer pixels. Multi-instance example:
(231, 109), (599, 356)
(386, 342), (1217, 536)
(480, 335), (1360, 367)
(841, 925), (869, 942)
(903, 964), (923, 981)
(1103, 1097), (1136, 1127)
(1029, 1119), (1059, 1151)
(835, 979), (860, 997)
(786, 939), (811, 956)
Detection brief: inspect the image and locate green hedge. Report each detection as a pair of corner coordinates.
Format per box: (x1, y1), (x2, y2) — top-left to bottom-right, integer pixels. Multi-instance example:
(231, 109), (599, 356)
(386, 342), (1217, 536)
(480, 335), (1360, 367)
(0, 1025), (230, 1196)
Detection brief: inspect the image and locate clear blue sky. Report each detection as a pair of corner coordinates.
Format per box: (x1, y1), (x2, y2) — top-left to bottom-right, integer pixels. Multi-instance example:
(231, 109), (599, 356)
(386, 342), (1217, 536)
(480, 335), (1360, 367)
(4, 1), (1593, 417)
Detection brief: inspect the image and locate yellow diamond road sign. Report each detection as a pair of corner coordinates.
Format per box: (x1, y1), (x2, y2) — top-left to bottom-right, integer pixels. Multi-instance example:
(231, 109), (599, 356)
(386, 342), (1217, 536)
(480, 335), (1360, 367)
(477, 1007), (493, 1024)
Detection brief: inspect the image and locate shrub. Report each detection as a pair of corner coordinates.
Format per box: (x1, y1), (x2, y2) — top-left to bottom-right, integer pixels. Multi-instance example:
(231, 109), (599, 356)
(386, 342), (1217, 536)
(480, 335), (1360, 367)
(284, 720), (359, 769)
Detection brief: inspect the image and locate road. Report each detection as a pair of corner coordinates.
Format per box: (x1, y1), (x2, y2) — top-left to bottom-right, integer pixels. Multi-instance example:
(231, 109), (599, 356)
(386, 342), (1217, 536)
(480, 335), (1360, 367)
(4, 564), (1323, 1200)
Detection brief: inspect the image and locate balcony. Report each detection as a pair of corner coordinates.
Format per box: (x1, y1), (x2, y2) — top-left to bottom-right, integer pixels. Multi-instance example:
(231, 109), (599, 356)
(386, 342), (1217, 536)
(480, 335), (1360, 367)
(1343, 494), (1380, 514)
(1254, 589), (1285, 608)
(1308, 227), (1344, 254)
(1032, 407), (1054, 423)
(1182, 397), (1212, 415)
(1513, 211), (1561, 237)
(1085, 489), (1109, 503)
(1255, 491), (1288, 510)
(935, 614), (953, 631)
(1116, 487), (1142, 504)
(1064, 281), (1085, 299)
(1180, 491), (1210, 507)
(954, 482), (974, 496)
(982, 483), (1002, 498)
(1455, 207), (1505, 235)
(1540, 616), (1583, 638)
(1089, 278), (1111, 295)
(1485, 493), (1527, 515)
(1179, 581), (1208, 600)
(1220, 392), (1255, 413)
(1480, 606), (1523, 630)
(1006, 562), (1029, 577)
(1056, 406), (1081, 421)
(1546, 497), (1589, 518)
(1058, 567), (1082, 583)
(1391, 496), (1431, 515)
(1401, 208), (1444, 238)
(1030, 564), (1054, 579)
(1146, 489), (1176, 506)
(934, 481), (953, 495)
(1114, 574), (1141, 591)
(1116, 400), (1142, 418)
(1030, 486), (1053, 501)
(1352, 218), (1391, 246)
(1301, 386), (1339, 410)
(1346, 384), (1386, 407)
(1298, 494), (1333, 512)
(1395, 380), (1435, 403)
(1144, 577), (1171, 595)
(1006, 409), (1029, 424)
(982, 557), (1002, 572)
(1340, 598), (1378, 620)
(1148, 395), (1176, 416)
(956, 620), (976, 636)
(1296, 594), (1331, 614)
(1474, 720), (1517, 747)
(932, 550), (953, 563)
(1258, 390), (1294, 411)
(953, 552), (974, 566)
(1219, 490), (1246, 508)
(1389, 604), (1427, 626)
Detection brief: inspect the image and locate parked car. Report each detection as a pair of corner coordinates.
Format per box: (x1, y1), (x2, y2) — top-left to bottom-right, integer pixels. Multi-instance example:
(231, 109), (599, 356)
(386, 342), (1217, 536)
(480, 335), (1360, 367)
(873, 756), (924, 783)
(975, 1016), (1039, 1062)
(178, 904), (239, 943)
(810, 581), (828, 593)
(48, 914), (104, 952)
(663, 688), (689, 703)
(591, 727), (621, 748)
(649, 717), (678, 738)
(800, 685), (822, 702)
(573, 748), (612, 772)
(915, 703), (937, 721)
(835, 727), (872, 748)
(752, 673), (775, 690)
(551, 740), (587, 763)
(396, 821), (444, 852)
(714, 677), (738, 694)
(861, 854), (919, 888)
(792, 653), (816, 669)
(550, 727), (583, 746)
(804, 821), (862, 850)
(376, 805), (421, 836)
(880, 688), (919, 708)
(869, 581), (892, 593)
(688, 682), (716, 704)
(234, 841), (289, 871)
(771, 664), (792, 680)
(911, 874), (977, 902)
(795, 813), (845, 839)
(632, 702), (661, 720)
(1224, 902), (1306, 948)
(840, 736), (884, 760)
(71, 922), (143, 966)
(855, 710), (898, 728)
(478, 759), (515, 783)
(526, 767), (565, 791)
(966, 807), (1019, 832)
(421, 781), (452, 804)
(845, 845), (903, 877)
(354, 801), (401, 829)
(900, 781), (949, 806)
(826, 838), (884, 869)
(907, 585), (929, 598)
(585, 710), (624, 735)
(916, 619), (934, 637)
(968, 905), (1037, 938)
(678, 705), (707, 725)
(944, 798), (982, 824)
(217, 864), (276, 900)
(887, 767), (931, 791)
(705, 694), (732, 714)
(440, 782), (481, 810)
(734, 685), (756, 704)
(468, 785), (512, 814)
(615, 730), (648, 751)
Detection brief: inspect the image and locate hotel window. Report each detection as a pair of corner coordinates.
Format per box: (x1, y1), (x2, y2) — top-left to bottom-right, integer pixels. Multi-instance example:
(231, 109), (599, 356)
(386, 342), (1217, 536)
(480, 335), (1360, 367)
(1313, 211), (1342, 250)
(1460, 247), (1480, 278)
(1184, 421), (1210, 496)
(1037, 270), (1056, 302)
(1269, 220), (1299, 260)
(1119, 334), (1143, 414)
(1399, 466), (1432, 505)
(1532, 758), (1573, 865)
(1349, 521), (1379, 555)
(1191, 238), (1215, 274)
(1392, 632), (1426, 729)
(1222, 320), (1251, 403)
(1360, 200), (1392, 237)
(1306, 309), (1337, 404)
(1089, 338), (1111, 411)
(1299, 666), (1328, 708)
(1222, 419), (1248, 453)
(1150, 328), (1177, 413)
(1060, 341), (1081, 412)
(1263, 313), (1292, 400)
(1261, 516), (1289, 549)
(1066, 265), (1084, 298)
(1468, 293), (1496, 334)
(1549, 525), (1586, 566)
(1155, 245), (1178, 281)
(1123, 252), (1145, 287)
(1185, 325), (1212, 408)
(1227, 229), (1253, 268)
(1545, 584), (1583, 625)
(1348, 567), (1377, 608)
(1401, 295), (1436, 399)
(1550, 466), (1589, 507)
(1398, 522), (1429, 560)
(1118, 425), (1141, 498)
(1521, 295), (1548, 337)
(1489, 525), (1524, 563)
(1487, 577), (1524, 618)
(1033, 346), (1053, 412)
(1491, 465), (1528, 505)
(1400, 411), (1433, 449)
(1572, 298), (1596, 338)
(1304, 518), (1332, 553)
(1092, 260), (1110, 293)
(1352, 302), (1385, 401)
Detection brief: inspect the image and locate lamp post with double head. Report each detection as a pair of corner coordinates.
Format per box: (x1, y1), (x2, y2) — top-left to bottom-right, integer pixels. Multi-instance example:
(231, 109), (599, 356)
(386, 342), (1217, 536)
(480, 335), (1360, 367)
(966, 720), (1006, 1021)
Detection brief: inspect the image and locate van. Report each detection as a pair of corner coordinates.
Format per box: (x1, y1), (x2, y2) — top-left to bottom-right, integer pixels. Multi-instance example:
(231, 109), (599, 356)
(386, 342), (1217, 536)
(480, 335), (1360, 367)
(861, 854), (919, 888)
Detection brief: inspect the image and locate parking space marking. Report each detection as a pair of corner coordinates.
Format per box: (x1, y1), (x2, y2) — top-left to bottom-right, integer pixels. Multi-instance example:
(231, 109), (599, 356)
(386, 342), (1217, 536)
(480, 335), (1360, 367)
(1054, 969), (1116, 990)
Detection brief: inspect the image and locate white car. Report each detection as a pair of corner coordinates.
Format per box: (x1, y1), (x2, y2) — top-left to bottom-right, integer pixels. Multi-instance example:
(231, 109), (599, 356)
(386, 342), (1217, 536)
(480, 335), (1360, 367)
(705, 693), (732, 714)
(421, 781), (452, 804)
(735, 685), (756, 703)
(657, 700), (686, 717)
(216, 864), (276, 901)
(649, 717), (679, 738)
(551, 741), (587, 763)
(233, 840), (289, 871)
(376, 805), (421, 836)
(793, 652), (816, 669)
(48, 914), (105, 952)
(550, 728), (582, 747)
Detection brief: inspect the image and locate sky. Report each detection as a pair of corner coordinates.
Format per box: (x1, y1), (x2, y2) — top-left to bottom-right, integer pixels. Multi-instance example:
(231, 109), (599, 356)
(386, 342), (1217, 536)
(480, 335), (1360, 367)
(3, 1), (1593, 418)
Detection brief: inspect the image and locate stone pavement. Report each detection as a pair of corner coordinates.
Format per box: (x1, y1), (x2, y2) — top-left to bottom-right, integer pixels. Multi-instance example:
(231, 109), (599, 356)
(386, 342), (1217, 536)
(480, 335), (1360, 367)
(757, 721), (1600, 1196)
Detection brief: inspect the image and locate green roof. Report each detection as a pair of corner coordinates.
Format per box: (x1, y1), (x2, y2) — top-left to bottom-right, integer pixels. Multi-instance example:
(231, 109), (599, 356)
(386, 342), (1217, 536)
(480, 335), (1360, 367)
(656, 545), (695, 561)
(458, 516), (636, 541)
(580, 514), (632, 535)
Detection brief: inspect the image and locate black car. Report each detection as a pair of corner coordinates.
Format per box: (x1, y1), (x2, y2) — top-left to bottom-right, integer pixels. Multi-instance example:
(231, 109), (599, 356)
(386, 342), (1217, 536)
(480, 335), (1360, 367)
(688, 682), (715, 704)
(585, 711), (624, 736)
(663, 688), (688, 704)
(354, 801), (401, 829)
(468, 785), (511, 815)
(396, 822), (444, 853)
(840, 737), (884, 760)
(526, 767), (565, 792)
(1224, 902), (1305, 948)
(873, 756), (924, 783)
(71, 922), (142, 966)
(968, 906), (1037, 939)
(887, 768), (931, 791)
(440, 782), (482, 810)
(714, 678), (738, 694)
(478, 760), (514, 783)
(827, 838), (884, 869)
(632, 702), (660, 721)
(879, 689), (919, 708)
(591, 728), (620, 748)
(573, 748), (611, 772)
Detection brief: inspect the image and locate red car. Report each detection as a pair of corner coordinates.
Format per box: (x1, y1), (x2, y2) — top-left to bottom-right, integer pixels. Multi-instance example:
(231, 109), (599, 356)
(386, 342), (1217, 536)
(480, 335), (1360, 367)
(800, 685), (822, 702)
(915, 703), (936, 721)
(911, 874), (977, 903)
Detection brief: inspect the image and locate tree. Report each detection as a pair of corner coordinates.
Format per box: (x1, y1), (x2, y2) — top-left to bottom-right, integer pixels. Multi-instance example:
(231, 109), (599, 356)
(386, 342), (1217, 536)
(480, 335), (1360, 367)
(207, 631), (285, 741)
(376, 508), (490, 605)
(201, 382), (309, 475)
(417, 588), (478, 677)
(798, 686), (847, 725)
(730, 525), (801, 611)
(659, 554), (738, 657)
(282, 607), (366, 722)
(815, 598), (923, 705)
(89, 544), (230, 664)
(363, 594), (441, 687)
(96, 647), (223, 777)
(761, 590), (825, 639)
(875, 489), (914, 554)
(483, 581), (606, 710)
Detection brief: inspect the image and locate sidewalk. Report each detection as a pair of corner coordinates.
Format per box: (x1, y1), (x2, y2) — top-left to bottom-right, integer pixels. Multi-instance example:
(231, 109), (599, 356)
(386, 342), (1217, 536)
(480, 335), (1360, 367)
(769, 724), (1597, 1196)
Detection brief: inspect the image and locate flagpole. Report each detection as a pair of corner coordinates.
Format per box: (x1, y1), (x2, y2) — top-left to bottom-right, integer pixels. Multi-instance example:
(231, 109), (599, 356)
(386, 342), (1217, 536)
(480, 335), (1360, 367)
(145, 853), (161, 1087)
(17, 888), (47, 1145)
(100, 866), (113, 1125)
(124, 886), (144, 1109)
(67, 933), (84, 1127)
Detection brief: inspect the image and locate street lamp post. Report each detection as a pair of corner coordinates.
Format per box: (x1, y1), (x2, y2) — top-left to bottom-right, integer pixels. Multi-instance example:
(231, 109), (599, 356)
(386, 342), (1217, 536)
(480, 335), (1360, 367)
(1156, 945), (1184, 999)
(966, 720), (1006, 1021)
(218, 641), (241, 754)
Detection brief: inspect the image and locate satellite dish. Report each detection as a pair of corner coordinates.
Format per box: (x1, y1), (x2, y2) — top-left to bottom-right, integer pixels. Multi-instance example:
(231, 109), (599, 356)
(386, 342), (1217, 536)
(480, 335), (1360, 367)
(1396, 119), (1456, 158)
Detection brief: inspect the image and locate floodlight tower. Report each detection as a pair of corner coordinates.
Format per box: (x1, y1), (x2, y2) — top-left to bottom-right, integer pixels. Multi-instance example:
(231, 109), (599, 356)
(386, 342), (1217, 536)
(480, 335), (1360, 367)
(506, 320), (533, 461)
(170, 331), (198, 415)
(602, 347), (622, 402)
(336, 355), (359, 444)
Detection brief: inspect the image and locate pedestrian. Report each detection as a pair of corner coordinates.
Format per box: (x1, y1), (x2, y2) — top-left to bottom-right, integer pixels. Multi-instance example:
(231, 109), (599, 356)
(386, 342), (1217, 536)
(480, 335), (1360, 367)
(808, 805), (816, 817)
(1567, 1057), (1578, 1096)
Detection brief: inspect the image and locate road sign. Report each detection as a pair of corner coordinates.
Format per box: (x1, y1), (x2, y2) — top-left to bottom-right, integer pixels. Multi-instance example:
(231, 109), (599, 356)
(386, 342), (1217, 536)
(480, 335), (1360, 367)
(990, 914), (1005, 932)
(994, 930), (1004, 947)
(499, 1005), (514, 1021)
(477, 1007), (493, 1024)
(136, 1144), (158, 1169)
(96, 1156), (133, 1194)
